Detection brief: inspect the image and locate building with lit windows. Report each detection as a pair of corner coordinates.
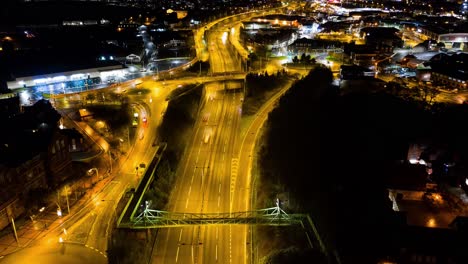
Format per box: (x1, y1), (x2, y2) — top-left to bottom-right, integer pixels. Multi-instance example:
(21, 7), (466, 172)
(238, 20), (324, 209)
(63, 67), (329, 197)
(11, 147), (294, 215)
(438, 33), (468, 52)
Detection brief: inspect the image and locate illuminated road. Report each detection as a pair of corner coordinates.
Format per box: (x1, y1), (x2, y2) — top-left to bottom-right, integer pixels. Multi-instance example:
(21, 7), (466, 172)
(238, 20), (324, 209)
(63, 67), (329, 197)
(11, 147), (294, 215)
(61, 78), (171, 253)
(1, 77), (175, 263)
(2, 7), (289, 264)
(152, 13), (247, 264)
(0, 241), (106, 264)
(153, 81), (243, 263)
(152, 6), (290, 264)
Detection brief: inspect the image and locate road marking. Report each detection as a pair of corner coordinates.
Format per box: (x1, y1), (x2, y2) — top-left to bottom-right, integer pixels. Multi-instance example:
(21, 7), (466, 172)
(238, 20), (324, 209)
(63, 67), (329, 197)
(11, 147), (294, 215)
(216, 244), (218, 261)
(179, 229), (183, 241)
(216, 226), (218, 240)
(229, 225), (232, 263)
(188, 186), (192, 196)
(186, 198), (189, 209)
(191, 245), (194, 264)
(219, 183), (221, 193)
(191, 169), (195, 184)
(176, 246), (180, 263)
(218, 195), (220, 207)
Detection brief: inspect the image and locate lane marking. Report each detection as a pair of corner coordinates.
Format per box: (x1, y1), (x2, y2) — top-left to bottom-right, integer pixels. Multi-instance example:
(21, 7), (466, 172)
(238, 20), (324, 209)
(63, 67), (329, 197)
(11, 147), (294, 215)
(230, 225), (232, 263)
(179, 229), (183, 242)
(191, 169), (195, 184)
(176, 246), (180, 263)
(192, 245), (194, 264)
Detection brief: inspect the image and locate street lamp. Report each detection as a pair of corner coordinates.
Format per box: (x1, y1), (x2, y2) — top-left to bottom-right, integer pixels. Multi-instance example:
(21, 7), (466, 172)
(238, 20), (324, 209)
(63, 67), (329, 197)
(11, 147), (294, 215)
(55, 202), (62, 217)
(88, 168), (99, 179)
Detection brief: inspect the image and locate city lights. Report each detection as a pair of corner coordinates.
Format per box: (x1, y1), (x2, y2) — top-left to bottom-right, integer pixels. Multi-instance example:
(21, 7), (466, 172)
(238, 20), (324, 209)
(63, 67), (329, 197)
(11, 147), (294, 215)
(0, 1), (467, 264)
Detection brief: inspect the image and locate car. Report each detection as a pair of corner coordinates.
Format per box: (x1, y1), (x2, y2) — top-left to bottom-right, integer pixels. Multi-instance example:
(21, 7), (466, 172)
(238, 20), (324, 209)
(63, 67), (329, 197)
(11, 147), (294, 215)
(142, 116), (147, 123)
(132, 117), (138, 127)
(203, 132), (211, 144)
(139, 163), (146, 168)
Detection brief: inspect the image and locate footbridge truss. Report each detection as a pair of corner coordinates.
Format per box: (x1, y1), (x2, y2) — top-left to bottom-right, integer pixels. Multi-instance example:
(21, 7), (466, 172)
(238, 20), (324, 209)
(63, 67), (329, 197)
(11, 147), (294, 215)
(118, 199), (304, 229)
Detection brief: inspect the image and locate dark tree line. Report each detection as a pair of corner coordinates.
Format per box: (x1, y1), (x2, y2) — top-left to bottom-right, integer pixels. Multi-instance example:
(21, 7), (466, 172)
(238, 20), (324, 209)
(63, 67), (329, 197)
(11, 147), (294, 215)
(291, 53), (317, 65)
(257, 67), (436, 262)
(245, 70), (289, 98)
(157, 85), (202, 165)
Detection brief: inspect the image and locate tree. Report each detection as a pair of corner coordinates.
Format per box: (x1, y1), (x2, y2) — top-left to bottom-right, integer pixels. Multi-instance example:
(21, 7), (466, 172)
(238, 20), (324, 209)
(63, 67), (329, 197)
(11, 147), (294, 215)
(299, 53), (307, 63)
(292, 56), (299, 64)
(386, 81), (405, 97)
(96, 91), (105, 102)
(265, 247), (327, 264)
(108, 92), (121, 103)
(419, 84), (440, 106)
(26, 188), (48, 214)
(86, 93), (96, 103)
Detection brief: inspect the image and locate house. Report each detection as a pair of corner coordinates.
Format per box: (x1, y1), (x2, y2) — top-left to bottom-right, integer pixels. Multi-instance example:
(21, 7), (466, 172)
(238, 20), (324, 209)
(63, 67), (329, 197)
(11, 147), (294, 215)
(0, 154), (48, 230)
(360, 27), (403, 50)
(60, 128), (86, 153)
(287, 38), (341, 55)
(0, 99), (82, 230)
(430, 52), (468, 90)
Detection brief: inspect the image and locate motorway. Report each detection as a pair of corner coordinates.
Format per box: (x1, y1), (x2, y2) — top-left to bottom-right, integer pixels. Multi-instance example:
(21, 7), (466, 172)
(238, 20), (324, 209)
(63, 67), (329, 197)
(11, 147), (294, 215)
(150, 6), (297, 264)
(152, 13), (247, 263)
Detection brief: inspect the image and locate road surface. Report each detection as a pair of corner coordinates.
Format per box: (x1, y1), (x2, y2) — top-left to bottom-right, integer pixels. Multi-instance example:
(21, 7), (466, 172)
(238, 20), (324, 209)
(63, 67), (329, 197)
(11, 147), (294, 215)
(152, 14), (246, 264)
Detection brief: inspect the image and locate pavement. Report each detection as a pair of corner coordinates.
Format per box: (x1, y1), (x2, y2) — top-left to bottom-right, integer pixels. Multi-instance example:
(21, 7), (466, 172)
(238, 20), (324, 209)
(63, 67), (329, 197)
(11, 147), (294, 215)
(0, 175), (113, 258)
